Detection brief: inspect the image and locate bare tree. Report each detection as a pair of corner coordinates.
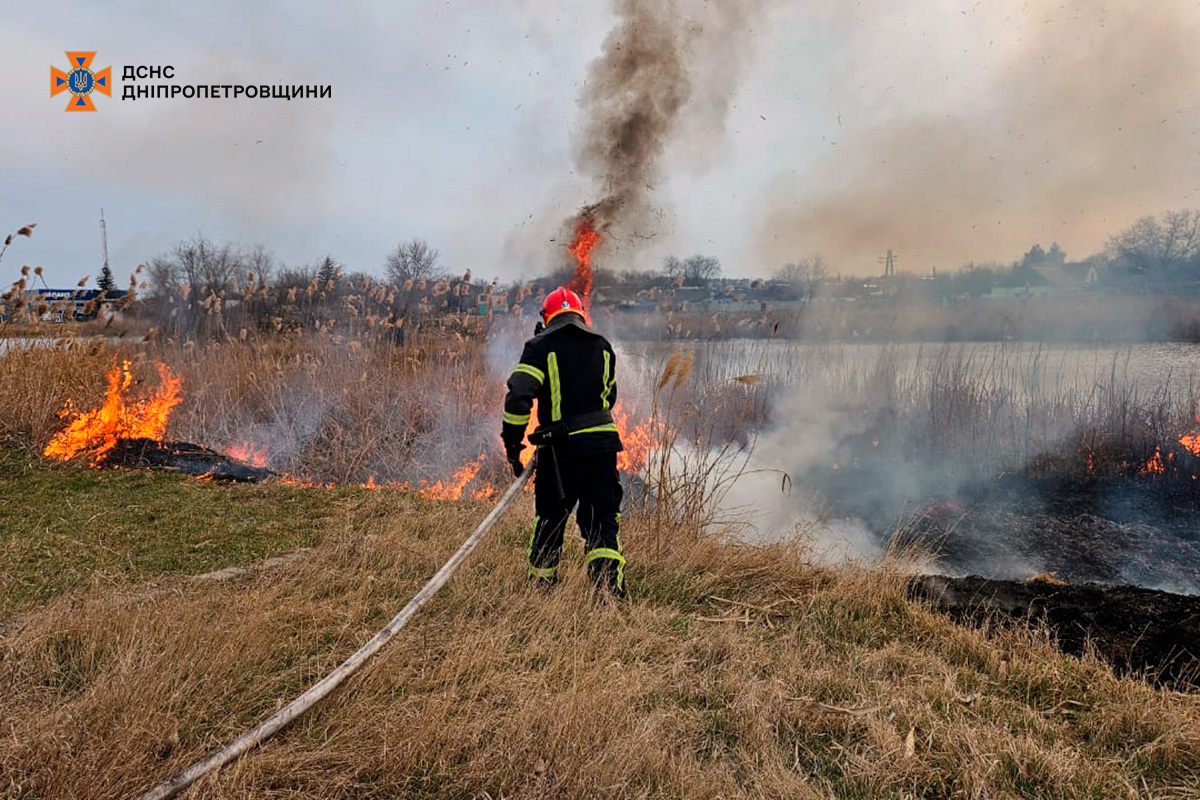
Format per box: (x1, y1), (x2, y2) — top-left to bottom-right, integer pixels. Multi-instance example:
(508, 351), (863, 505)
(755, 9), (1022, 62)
(145, 256), (179, 299)
(775, 255), (828, 286)
(775, 255), (827, 301)
(1161, 210), (1200, 264)
(1107, 209), (1200, 277)
(661, 254), (683, 279)
(385, 239), (442, 284)
(682, 254), (721, 285)
(174, 235), (239, 296)
(243, 245), (276, 286)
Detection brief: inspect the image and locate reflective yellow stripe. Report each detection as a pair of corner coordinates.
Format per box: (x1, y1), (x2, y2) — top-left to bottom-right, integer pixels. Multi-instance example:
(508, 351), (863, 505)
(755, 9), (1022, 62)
(586, 547), (626, 566)
(600, 351), (612, 409)
(512, 364), (545, 383)
(502, 411), (530, 426)
(569, 423), (618, 435)
(528, 565), (557, 579)
(548, 352), (562, 422)
(588, 546), (625, 591)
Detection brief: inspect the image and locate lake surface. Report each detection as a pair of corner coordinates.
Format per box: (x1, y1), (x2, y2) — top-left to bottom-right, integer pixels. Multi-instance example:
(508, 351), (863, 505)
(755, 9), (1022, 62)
(0, 336), (130, 356)
(619, 340), (1200, 401)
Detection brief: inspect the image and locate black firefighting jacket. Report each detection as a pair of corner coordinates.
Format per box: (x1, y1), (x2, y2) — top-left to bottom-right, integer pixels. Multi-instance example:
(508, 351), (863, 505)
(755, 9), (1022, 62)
(502, 313), (623, 454)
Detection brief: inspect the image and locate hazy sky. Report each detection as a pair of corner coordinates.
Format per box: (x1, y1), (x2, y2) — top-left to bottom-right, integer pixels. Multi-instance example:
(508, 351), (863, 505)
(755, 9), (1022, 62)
(2, 0), (1197, 288)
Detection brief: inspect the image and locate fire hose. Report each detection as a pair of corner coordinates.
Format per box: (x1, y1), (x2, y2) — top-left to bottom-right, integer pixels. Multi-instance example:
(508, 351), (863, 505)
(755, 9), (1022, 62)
(135, 454), (536, 800)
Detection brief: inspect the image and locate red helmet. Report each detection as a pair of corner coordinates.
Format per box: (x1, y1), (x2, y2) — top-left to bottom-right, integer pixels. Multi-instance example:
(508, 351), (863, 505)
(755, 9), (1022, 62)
(541, 286), (586, 324)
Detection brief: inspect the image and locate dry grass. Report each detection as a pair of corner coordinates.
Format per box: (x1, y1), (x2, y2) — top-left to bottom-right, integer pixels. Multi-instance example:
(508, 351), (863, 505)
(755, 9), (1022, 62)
(3, 334), (1197, 498)
(0, 335), (503, 486)
(2, 482), (1198, 799)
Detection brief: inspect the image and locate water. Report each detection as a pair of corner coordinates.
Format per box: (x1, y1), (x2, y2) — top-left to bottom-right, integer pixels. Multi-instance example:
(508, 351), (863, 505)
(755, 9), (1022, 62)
(613, 339), (1200, 585)
(0, 336), (131, 356)
(619, 340), (1200, 404)
(0, 337), (56, 355)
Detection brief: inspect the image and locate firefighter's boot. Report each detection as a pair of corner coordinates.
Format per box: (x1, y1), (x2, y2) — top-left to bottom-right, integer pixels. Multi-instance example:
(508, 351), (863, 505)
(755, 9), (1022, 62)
(587, 553), (626, 599)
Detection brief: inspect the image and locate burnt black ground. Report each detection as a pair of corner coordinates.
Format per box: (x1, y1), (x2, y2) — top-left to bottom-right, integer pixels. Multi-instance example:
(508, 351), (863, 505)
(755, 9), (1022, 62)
(907, 474), (1200, 593)
(911, 575), (1200, 690)
(811, 458), (1200, 594)
(103, 438), (275, 482)
(810, 459), (1200, 684)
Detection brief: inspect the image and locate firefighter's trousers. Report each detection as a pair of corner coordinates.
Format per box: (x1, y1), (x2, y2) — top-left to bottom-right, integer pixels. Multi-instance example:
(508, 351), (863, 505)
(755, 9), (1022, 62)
(528, 449), (625, 594)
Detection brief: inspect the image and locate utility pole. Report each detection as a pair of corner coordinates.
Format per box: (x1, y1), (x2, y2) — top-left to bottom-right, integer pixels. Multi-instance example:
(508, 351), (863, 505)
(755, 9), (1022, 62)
(877, 249), (897, 277)
(97, 209), (115, 293)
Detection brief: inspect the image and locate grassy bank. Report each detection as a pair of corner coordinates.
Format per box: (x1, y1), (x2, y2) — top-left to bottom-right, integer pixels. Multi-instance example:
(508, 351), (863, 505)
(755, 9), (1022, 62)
(0, 450), (354, 615)
(2, 455), (1198, 799)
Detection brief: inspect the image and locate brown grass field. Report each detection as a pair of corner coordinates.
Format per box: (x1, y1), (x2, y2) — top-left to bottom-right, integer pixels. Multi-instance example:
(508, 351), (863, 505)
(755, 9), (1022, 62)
(3, 450), (1199, 799)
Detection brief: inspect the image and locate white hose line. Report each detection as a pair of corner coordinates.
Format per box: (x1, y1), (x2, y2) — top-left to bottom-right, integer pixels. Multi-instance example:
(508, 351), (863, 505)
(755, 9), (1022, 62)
(135, 458), (535, 800)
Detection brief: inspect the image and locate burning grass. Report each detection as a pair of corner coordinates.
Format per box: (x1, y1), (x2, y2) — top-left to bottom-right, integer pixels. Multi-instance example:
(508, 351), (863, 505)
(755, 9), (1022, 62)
(0, 336), (503, 487)
(43, 360), (182, 463)
(5, 333), (1200, 546)
(2, 456), (1199, 798)
(2, 332), (664, 502)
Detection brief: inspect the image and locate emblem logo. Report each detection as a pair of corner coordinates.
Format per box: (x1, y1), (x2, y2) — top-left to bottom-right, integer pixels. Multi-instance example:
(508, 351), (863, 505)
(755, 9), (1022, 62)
(51, 51), (112, 112)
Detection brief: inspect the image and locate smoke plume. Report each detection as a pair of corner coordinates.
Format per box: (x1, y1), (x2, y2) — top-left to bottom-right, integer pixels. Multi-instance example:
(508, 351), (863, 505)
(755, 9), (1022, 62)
(569, 0), (770, 249)
(758, 0), (1200, 273)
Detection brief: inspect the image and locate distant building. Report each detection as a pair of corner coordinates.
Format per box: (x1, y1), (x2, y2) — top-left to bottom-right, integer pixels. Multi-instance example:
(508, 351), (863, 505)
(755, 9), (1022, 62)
(23, 288), (128, 321)
(983, 262), (1093, 301)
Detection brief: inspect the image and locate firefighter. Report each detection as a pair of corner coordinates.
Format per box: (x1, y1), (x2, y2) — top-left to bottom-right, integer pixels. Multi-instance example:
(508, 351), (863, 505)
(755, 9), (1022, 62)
(502, 286), (625, 597)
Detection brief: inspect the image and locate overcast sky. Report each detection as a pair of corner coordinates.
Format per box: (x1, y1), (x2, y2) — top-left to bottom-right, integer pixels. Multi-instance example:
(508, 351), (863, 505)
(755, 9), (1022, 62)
(2, 0), (1198, 289)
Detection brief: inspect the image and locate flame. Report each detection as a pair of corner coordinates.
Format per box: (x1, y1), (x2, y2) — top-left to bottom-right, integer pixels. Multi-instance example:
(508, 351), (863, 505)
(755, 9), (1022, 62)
(44, 360), (182, 463)
(614, 407), (658, 475)
(228, 441), (269, 467)
(419, 453), (486, 500)
(566, 214), (601, 305)
(521, 402), (538, 467)
(1140, 418), (1200, 475)
(1180, 423), (1200, 457)
(44, 360), (661, 500)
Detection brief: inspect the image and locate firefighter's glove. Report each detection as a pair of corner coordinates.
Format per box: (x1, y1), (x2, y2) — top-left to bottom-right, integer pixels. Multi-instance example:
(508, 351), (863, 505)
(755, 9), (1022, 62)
(505, 441), (525, 478)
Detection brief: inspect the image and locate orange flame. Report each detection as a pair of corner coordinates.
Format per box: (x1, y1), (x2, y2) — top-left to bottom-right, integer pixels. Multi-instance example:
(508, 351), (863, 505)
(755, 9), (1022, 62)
(419, 453), (486, 500)
(228, 441), (269, 468)
(566, 214), (601, 305)
(1140, 418), (1200, 474)
(44, 360), (182, 463)
(614, 407), (658, 475)
(1180, 424), (1200, 457)
(520, 401), (538, 467)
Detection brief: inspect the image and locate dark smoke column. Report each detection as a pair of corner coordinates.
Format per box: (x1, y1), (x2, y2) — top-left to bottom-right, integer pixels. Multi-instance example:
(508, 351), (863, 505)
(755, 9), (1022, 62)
(574, 0), (690, 236)
(563, 0), (692, 302)
(561, 0), (768, 299)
